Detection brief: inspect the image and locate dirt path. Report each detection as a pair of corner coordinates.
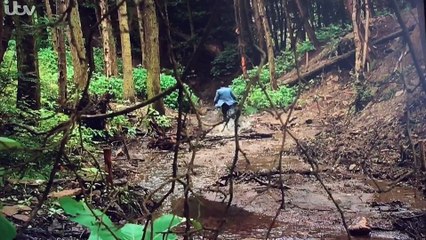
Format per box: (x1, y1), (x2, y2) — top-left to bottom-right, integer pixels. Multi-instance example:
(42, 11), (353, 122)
(114, 12), (426, 239)
(119, 70), (426, 239)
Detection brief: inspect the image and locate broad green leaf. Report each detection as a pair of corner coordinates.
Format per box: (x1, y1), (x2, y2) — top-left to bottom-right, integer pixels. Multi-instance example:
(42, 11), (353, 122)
(0, 214), (17, 240)
(60, 197), (119, 240)
(152, 214), (185, 240)
(118, 223), (144, 240)
(0, 137), (22, 150)
(88, 225), (117, 240)
(59, 197), (85, 216)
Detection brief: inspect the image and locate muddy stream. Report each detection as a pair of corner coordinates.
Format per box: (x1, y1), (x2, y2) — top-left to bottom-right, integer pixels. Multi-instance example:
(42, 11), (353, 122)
(121, 112), (426, 239)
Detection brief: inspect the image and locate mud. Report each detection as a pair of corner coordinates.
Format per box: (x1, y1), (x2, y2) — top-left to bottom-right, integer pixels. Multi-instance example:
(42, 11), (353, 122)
(116, 106), (426, 239)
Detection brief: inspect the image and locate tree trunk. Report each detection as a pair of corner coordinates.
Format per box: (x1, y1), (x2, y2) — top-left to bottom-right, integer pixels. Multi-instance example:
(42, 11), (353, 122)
(66, 0), (88, 90)
(0, 15), (14, 65)
(234, 0), (249, 78)
(295, 0), (320, 47)
(0, 3), (3, 56)
(251, 0), (266, 52)
(352, 0), (363, 79)
(15, 0), (41, 110)
(45, 0), (68, 107)
(99, 0), (118, 77)
(361, 0), (370, 69)
(118, 0), (136, 102)
(136, 0), (145, 67)
(256, 0), (276, 89)
(186, 0), (196, 52)
(417, 0), (426, 63)
(143, 0), (165, 114)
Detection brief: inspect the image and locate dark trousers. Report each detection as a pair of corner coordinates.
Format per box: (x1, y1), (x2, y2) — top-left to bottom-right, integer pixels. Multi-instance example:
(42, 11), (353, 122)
(221, 103), (230, 118)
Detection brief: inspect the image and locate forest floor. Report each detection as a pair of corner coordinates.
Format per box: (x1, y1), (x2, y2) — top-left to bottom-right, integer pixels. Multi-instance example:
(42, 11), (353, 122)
(3, 8), (426, 240)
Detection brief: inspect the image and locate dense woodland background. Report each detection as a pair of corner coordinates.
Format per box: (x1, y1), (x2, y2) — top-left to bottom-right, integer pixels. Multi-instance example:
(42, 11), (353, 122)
(0, 0), (426, 239)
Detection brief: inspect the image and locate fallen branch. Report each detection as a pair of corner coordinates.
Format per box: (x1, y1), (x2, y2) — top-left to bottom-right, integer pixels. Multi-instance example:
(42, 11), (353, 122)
(201, 132), (273, 142)
(278, 25), (416, 86)
(80, 85), (177, 120)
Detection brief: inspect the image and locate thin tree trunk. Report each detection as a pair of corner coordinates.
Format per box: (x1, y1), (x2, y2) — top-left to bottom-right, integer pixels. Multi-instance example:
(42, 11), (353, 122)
(235, 0), (249, 78)
(283, 0), (295, 51)
(118, 0), (136, 102)
(0, 3), (3, 54)
(251, 0), (266, 52)
(100, 0), (118, 77)
(0, 15), (14, 64)
(417, 0), (426, 63)
(361, 0), (370, 70)
(66, 0), (88, 90)
(389, 0), (426, 93)
(352, 0), (362, 79)
(136, 0), (145, 67)
(143, 0), (165, 114)
(256, 0), (276, 89)
(295, 0), (320, 47)
(45, 0), (68, 107)
(15, 0), (41, 110)
(186, 0), (196, 52)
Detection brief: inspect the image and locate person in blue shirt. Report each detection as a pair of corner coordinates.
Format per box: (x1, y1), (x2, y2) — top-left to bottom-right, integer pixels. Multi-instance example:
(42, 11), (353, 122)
(214, 81), (238, 120)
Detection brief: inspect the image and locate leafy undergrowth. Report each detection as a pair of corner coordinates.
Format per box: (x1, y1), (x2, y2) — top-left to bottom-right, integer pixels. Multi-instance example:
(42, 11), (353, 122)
(59, 197), (199, 240)
(230, 68), (296, 114)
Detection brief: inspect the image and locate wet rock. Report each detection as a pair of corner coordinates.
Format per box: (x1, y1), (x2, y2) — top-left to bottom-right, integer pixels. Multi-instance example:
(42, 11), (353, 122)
(349, 216), (371, 236)
(349, 164), (357, 171)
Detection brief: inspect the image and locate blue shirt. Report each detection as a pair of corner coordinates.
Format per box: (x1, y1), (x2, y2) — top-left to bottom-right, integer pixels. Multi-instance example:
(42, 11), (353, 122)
(214, 87), (237, 107)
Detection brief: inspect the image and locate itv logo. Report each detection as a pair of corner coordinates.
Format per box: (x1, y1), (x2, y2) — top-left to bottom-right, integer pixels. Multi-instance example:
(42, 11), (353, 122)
(3, 0), (36, 16)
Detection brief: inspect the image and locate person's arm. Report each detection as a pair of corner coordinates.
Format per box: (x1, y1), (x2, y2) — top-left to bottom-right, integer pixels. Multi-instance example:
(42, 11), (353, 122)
(230, 91), (237, 101)
(214, 91), (219, 104)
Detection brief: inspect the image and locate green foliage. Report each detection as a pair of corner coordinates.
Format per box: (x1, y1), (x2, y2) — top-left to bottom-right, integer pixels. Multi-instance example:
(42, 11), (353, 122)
(90, 73), (124, 98)
(144, 108), (173, 132)
(0, 137), (22, 150)
(230, 67), (296, 114)
(354, 82), (373, 112)
(296, 41), (315, 55)
(107, 115), (137, 138)
(316, 24), (352, 42)
(90, 67), (198, 111)
(59, 197), (194, 240)
(275, 51), (295, 76)
(0, 214), (16, 240)
(210, 44), (239, 77)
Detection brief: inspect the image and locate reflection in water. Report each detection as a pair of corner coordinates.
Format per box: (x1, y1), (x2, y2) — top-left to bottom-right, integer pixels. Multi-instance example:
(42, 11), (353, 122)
(171, 197), (280, 238)
(366, 179), (426, 210)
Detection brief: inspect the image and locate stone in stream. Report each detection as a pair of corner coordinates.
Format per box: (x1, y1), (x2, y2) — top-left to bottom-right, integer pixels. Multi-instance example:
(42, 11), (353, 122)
(348, 216), (371, 236)
(348, 164), (357, 171)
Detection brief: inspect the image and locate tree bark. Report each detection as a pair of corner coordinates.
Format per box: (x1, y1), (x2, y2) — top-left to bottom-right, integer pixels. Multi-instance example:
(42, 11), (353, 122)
(352, 0), (363, 79)
(417, 0), (426, 63)
(361, 0), (370, 69)
(251, 0), (266, 52)
(256, 0), (276, 89)
(0, 15), (14, 65)
(99, 0), (118, 77)
(66, 0), (88, 90)
(45, 0), (68, 107)
(15, 0), (41, 110)
(0, 3), (3, 55)
(295, 0), (320, 47)
(118, 0), (136, 102)
(136, 0), (145, 67)
(143, 0), (165, 114)
(186, 0), (196, 52)
(389, 0), (426, 93)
